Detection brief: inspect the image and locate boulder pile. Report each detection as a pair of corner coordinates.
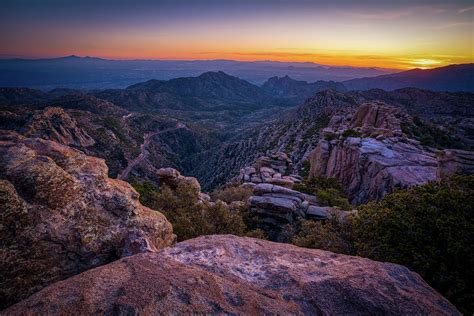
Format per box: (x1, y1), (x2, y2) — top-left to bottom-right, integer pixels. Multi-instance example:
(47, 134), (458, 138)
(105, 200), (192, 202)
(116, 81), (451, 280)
(238, 152), (302, 188)
(248, 183), (344, 225)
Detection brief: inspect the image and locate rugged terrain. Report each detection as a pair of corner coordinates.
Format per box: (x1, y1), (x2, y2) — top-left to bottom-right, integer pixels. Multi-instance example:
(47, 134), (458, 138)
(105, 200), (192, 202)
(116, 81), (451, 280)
(1, 69), (473, 313)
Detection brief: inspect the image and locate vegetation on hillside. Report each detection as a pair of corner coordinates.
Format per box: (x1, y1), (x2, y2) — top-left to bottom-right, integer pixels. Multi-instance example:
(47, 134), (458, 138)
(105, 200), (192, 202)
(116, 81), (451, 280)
(401, 116), (469, 150)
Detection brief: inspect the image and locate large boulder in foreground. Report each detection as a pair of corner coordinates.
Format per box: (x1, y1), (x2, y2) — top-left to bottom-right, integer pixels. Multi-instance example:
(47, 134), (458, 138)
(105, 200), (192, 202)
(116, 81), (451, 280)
(5, 235), (460, 315)
(0, 131), (175, 309)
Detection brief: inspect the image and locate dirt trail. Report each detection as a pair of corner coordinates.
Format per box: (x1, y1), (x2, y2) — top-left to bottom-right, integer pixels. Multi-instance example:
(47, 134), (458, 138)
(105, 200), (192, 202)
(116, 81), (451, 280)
(117, 123), (186, 180)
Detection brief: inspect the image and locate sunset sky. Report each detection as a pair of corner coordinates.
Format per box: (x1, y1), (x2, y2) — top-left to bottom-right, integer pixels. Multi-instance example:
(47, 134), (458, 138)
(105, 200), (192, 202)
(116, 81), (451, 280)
(1, 0), (473, 69)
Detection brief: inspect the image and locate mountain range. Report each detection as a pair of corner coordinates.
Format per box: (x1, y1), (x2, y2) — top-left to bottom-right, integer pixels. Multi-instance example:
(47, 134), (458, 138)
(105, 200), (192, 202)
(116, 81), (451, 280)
(0, 55), (395, 89)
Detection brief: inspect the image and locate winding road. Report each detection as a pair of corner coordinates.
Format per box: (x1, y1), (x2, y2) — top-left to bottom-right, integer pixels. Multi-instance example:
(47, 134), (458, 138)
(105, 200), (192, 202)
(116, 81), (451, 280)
(117, 122), (186, 180)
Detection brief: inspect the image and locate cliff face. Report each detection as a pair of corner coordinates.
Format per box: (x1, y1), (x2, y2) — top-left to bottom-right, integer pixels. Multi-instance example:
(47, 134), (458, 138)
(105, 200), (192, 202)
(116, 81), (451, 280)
(309, 137), (438, 204)
(309, 102), (439, 204)
(5, 235), (460, 315)
(0, 131), (175, 308)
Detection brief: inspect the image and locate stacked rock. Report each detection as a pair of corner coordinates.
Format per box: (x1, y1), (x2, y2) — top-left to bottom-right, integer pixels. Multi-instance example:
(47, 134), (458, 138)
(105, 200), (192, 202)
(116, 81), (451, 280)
(239, 152), (302, 188)
(247, 183), (348, 226)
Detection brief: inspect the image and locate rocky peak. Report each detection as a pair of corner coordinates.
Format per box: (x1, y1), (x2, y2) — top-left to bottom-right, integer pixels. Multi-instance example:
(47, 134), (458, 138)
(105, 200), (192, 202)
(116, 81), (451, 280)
(23, 107), (95, 147)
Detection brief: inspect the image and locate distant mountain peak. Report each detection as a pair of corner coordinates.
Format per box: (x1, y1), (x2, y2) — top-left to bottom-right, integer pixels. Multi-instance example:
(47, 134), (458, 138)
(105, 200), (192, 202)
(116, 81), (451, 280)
(198, 70), (233, 79)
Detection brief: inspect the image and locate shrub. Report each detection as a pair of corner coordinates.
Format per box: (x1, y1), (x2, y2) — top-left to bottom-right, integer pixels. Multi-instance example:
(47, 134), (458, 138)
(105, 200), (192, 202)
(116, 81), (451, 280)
(293, 176), (351, 210)
(139, 181), (246, 241)
(315, 188), (351, 211)
(298, 160), (311, 179)
(292, 216), (355, 255)
(210, 185), (253, 204)
(133, 181), (263, 242)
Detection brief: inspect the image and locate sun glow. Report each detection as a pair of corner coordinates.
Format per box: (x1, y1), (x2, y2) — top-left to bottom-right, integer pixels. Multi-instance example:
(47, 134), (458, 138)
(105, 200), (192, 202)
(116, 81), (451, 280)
(409, 59), (443, 67)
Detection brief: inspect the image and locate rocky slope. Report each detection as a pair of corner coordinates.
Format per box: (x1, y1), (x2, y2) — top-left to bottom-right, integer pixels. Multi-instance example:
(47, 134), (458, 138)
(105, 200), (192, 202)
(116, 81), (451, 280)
(4, 235), (460, 315)
(191, 90), (359, 190)
(0, 131), (175, 308)
(193, 87), (473, 191)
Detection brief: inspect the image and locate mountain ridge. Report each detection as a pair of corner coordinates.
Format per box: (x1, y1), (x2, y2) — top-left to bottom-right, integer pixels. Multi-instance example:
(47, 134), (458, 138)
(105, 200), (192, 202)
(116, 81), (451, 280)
(344, 63), (474, 92)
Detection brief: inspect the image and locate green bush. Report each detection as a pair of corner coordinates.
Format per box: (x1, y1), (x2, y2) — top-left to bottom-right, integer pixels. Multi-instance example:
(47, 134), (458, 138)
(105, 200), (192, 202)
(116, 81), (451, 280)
(315, 188), (351, 211)
(353, 176), (473, 314)
(298, 160), (311, 179)
(293, 176), (351, 210)
(401, 116), (470, 150)
(292, 216), (355, 255)
(210, 185), (253, 204)
(133, 181), (264, 242)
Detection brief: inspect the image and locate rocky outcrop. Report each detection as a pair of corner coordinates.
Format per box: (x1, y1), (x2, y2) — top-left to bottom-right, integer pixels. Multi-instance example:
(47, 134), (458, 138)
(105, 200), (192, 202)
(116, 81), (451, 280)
(5, 235), (460, 315)
(437, 149), (474, 179)
(309, 102), (439, 204)
(0, 131), (175, 309)
(239, 152), (302, 188)
(248, 183), (339, 224)
(23, 107), (95, 147)
(309, 136), (438, 205)
(348, 102), (403, 137)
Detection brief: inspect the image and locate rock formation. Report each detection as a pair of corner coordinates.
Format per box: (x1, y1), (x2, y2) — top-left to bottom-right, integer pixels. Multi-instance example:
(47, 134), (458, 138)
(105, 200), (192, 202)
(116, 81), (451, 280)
(238, 152), (302, 188)
(309, 102), (439, 204)
(4, 235), (460, 315)
(248, 183), (345, 226)
(0, 131), (175, 308)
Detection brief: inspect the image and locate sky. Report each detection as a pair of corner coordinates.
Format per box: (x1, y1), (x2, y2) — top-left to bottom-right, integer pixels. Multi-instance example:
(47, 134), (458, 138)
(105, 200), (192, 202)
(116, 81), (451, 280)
(0, 0), (473, 69)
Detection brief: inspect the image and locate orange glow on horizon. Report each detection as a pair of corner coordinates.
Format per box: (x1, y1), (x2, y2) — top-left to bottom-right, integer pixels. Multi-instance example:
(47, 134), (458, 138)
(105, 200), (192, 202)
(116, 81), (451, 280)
(46, 50), (470, 70)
